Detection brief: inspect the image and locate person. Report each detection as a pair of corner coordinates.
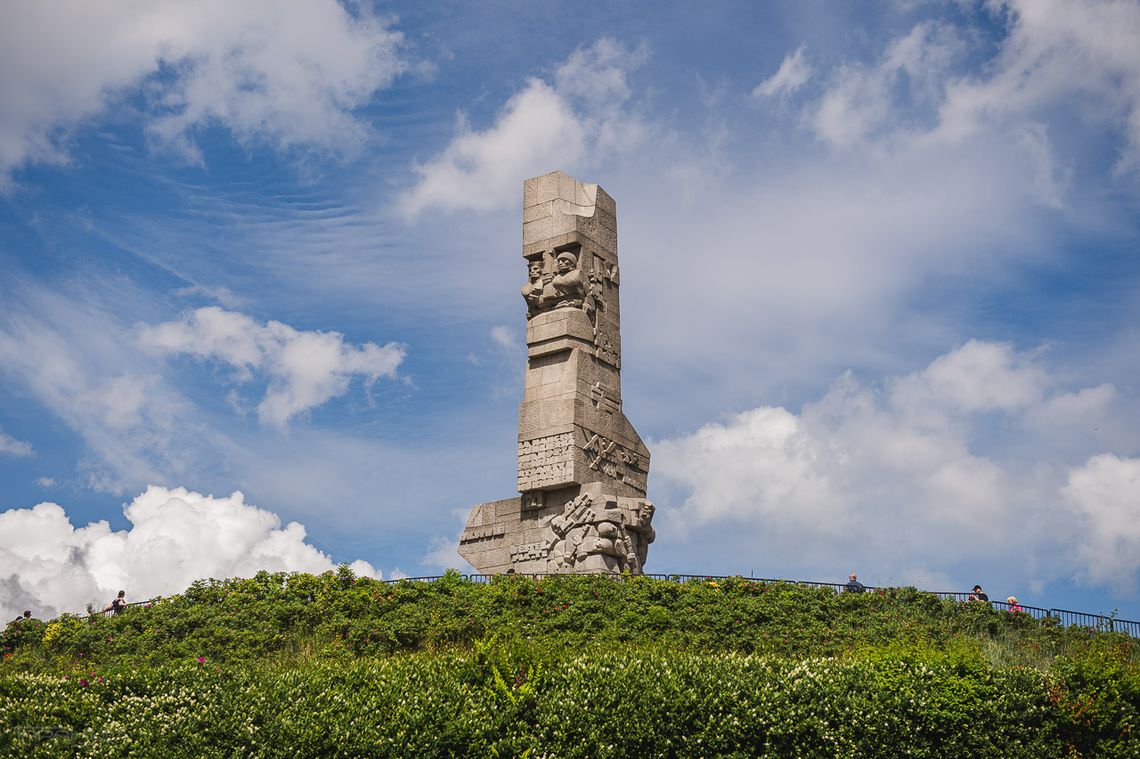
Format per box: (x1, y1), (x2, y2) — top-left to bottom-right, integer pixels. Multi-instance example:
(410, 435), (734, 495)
(844, 572), (865, 593)
(968, 584), (989, 602)
(1007, 596), (1023, 613)
(103, 590), (128, 614)
(11, 610), (31, 624)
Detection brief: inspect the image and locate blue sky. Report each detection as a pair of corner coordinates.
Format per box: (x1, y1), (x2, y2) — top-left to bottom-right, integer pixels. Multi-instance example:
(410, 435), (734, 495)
(2, 0), (1140, 621)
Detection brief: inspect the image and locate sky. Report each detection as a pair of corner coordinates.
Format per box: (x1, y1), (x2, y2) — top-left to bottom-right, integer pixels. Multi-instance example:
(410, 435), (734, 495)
(1, 0), (1139, 622)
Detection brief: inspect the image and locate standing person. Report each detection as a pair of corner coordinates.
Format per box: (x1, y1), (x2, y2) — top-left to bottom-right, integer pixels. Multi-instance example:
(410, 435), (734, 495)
(844, 572), (866, 593)
(1007, 596), (1023, 613)
(103, 590), (128, 614)
(968, 585), (989, 602)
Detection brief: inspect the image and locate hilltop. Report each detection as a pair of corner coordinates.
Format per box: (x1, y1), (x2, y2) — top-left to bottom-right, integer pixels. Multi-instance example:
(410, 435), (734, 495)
(1, 570), (1137, 757)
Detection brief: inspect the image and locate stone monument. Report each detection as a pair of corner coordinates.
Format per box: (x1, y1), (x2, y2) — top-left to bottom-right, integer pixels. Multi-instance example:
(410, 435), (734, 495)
(458, 170), (656, 574)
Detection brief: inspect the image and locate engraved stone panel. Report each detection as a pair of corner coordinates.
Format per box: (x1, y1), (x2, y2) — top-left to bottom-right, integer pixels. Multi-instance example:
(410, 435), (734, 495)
(517, 432), (575, 491)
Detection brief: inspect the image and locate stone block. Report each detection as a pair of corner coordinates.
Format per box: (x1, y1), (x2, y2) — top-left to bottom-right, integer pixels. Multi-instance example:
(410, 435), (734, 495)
(523, 201), (553, 224)
(524, 172), (561, 208)
(557, 172), (577, 204)
(523, 217), (553, 245)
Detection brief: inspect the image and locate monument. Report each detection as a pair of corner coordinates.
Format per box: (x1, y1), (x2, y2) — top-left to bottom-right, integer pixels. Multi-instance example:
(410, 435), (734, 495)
(458, 170), (656, 574)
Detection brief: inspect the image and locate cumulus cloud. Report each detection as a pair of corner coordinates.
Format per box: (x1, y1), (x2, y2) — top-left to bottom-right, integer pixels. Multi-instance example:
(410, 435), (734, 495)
(890, 339), (1048, 414)
(0, 485), (380, 620)
(398, 38), (648, 216)
(0, 427), (33, 458)
(1064, 454), (1140, 591)
(0, 0), (406, 185)
(653, 340), (1125, 589)
(752, 45), (812, 98)
(138, 306), (405, 428)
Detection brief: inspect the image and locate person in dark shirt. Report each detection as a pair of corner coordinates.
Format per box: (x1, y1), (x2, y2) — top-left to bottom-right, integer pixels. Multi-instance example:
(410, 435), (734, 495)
(844, 572), (866, 593)
(968, 584), (989, 602)
(103, 590), (128, 614)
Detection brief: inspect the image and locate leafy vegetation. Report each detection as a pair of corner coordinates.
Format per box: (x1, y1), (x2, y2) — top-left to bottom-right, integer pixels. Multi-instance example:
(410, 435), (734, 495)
(2, 570), (1137, 757)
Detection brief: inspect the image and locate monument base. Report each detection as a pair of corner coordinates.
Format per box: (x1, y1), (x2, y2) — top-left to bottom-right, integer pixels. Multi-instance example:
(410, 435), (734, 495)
(458, 483), (656, 575)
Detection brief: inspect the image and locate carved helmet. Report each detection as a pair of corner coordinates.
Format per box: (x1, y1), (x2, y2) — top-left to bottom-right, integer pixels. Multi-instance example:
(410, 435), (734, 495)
(555, 250), (578, 266)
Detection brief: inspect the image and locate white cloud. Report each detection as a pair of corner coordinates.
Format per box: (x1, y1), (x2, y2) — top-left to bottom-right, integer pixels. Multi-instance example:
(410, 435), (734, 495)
(933, 0), (1140, 173)
(890, 339), (1048, 414)
(809, 22), (963, 150)
(0, 0), (406, 185)
(0, 485), (381, 620)
(422, 536), (466, 571)
(35, 477), (55, 488)
(653, 341), (1124, 589)
(752, 45), (812, 98)
(138, 306), (405, 428)
(0, 428), (33, 458)
(1064, 454), (1140, 591)
(398, 38), (647, 216)
(779, 0), (1140, 196)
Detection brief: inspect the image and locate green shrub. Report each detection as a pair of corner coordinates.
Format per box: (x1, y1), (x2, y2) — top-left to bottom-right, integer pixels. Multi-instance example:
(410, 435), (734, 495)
(2, 573), (1136, 757)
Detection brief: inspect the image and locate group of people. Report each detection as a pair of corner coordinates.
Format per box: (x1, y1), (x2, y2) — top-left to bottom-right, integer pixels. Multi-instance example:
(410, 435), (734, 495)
(843, 574), (1025, 612)
(7, 590), (128, 627)
(968, 584), (1024, 612)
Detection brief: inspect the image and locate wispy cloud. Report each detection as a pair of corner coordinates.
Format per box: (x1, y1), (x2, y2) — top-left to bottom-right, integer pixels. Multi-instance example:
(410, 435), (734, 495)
(0, 427), (33, 458)
(0, 0), (407, 186)
(752, 45), (812, 98)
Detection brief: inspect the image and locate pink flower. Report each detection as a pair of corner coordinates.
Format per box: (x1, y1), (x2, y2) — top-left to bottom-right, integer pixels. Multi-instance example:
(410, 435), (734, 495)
(196, 656), (206, 663)
(78, 679), (89, 687)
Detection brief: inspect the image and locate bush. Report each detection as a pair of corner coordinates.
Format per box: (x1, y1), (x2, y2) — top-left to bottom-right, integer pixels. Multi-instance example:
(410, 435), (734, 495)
(1, 573), (1136, 756)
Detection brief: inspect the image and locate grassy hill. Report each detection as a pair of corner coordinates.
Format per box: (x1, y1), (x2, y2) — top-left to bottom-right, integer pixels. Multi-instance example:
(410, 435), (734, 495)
(2, 569), (1137, 757)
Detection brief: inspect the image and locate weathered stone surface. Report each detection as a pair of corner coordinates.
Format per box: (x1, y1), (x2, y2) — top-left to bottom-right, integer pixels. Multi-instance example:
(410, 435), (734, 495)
(458, 170), (655, 575)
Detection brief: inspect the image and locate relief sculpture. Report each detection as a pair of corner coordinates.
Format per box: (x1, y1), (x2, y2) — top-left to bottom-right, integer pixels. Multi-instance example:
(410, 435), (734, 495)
(522, 249), (590, 319)
(542, 494), (655, 573)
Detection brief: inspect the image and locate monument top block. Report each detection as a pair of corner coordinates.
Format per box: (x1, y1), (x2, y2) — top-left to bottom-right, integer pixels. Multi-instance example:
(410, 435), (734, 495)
(522, 171), (617, 255)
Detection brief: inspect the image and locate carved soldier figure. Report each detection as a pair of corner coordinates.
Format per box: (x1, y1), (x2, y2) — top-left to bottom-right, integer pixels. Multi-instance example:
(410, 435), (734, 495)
(521, 259), (547, 319)
(551, 250), (586, 309)
(624, 501), (656, 569)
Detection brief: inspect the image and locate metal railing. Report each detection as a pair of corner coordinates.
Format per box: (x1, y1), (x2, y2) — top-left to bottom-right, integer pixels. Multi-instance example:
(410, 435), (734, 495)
(84, 599), (158, 620)
(77, 573), (1140, 638)
(990, 601), (1053, 622)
